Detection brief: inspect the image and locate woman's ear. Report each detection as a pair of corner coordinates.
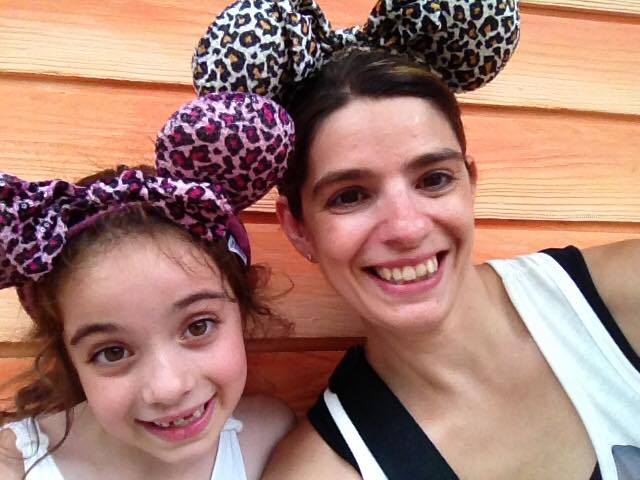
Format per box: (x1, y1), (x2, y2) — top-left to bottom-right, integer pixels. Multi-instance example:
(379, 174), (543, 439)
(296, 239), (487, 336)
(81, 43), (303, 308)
(465, 154), (478, 197)
(275, 195), (316, 262)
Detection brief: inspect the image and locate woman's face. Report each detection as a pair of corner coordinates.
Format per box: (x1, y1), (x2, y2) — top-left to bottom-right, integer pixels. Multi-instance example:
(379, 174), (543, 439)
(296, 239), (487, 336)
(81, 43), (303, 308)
(59, 234), (246, 463)
(279, 96), (476, 332)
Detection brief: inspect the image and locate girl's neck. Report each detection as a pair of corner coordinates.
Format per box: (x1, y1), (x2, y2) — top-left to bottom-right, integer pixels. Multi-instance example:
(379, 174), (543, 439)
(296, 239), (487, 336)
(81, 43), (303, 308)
(41, 403), (218, 480)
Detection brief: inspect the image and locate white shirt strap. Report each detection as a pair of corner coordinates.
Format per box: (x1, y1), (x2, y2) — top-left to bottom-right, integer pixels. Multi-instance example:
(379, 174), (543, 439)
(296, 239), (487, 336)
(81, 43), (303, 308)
(323, 388), (388, 480)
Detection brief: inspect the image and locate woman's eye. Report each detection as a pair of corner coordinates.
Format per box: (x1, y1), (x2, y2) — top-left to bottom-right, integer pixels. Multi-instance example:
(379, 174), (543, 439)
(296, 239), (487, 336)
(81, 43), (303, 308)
(417, 171), (454, 191)
(91, 346), (130, 365)
(183, 318), (217, 339)
(327, 188), (368, 209)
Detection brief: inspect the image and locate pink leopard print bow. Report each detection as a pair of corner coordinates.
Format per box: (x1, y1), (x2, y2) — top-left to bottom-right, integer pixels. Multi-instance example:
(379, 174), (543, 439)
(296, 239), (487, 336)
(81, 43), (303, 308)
(0, 92), (294, 288)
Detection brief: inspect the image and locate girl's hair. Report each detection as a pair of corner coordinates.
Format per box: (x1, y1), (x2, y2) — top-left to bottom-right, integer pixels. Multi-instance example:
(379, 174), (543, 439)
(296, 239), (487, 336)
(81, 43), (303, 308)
(0, 166), (277, 474)
(280, 50), (467, 219)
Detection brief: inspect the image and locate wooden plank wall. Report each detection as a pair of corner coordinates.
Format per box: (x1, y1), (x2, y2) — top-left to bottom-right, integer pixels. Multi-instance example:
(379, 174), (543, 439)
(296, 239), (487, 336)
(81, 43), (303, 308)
(1, 1), (639, 417)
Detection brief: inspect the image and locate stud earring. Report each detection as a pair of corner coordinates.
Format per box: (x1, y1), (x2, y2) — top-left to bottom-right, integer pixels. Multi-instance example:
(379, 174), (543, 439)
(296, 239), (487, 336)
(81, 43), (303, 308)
(306, 252), (315, 262)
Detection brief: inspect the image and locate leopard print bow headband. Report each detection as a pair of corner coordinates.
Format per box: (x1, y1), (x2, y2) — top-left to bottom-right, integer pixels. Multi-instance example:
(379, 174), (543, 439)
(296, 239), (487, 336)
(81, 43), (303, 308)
(0, 92), (294, 291)
(192, 0), (520, 103)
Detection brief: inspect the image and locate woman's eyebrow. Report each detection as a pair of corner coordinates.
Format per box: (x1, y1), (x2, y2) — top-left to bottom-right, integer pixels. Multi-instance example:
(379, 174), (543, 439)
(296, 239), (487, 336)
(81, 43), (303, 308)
(69, 323), (121, 346)
(311, 149), (465, 198)
(406, 149), (466, 171)
(311, 168), (372, 198)
(172, 290), (232, 311)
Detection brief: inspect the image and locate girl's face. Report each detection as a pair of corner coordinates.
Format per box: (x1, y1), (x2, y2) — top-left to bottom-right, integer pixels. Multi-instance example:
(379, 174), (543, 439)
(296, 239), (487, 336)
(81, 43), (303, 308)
(59, 234), (246, 463)
(279, 96), (476, 333)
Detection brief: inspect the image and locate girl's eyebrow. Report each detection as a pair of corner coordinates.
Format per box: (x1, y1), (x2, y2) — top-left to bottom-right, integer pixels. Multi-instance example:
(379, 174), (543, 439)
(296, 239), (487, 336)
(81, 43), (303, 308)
(172, 290), (232, 311)
(69, 323), (120, 346)
(68, 291), (230, 346)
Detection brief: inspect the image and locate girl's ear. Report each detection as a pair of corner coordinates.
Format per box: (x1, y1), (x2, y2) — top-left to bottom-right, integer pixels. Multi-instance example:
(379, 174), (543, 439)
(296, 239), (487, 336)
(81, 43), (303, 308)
(275, 196), (317, 263)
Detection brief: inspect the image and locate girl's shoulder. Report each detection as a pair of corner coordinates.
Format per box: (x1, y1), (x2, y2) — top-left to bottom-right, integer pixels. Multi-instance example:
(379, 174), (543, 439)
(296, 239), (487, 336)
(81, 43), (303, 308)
(261, 419), (361, 480)
(0, 423), (26, 480)
(233, 394), (295, 480)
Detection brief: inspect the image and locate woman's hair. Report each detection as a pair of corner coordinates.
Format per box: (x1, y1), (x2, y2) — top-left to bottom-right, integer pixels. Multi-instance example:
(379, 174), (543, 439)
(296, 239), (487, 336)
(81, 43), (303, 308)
(0, 166), (277, 474)
(280, 50), (467, 219)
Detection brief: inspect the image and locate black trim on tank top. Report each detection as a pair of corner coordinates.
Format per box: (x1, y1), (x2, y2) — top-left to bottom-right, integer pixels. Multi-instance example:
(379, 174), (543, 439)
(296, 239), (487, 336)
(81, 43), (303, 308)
(541, 246), (640, 372)
(309, 346), (458, 479)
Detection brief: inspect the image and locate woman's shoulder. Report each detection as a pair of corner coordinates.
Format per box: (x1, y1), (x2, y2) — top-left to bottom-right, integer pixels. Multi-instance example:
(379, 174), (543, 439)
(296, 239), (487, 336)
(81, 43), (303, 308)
(580, 239), (640, 354)
(0, 425), (25, 480)
(262, 418), (361, 480)
(233, 394), (295, 480)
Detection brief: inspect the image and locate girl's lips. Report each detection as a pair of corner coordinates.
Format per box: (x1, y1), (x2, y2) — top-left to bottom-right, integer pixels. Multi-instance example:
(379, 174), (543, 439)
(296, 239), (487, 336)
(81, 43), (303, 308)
(138, 397), (215, 443)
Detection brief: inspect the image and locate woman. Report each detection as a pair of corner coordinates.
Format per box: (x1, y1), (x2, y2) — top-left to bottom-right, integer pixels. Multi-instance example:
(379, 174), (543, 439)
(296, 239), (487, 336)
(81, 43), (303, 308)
(190, 1), (638, 478)
(261, 51), (640, 479)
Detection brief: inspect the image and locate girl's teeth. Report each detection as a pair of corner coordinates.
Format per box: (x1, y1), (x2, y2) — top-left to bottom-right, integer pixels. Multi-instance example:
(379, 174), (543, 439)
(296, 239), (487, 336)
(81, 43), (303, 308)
(173, 418), (188, 427)
(152, 404), (206, 428)
(374, 257), (439, 284)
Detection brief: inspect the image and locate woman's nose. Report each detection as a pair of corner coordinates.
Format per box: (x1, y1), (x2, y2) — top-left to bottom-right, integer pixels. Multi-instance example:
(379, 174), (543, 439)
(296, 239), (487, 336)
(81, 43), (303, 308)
(377, 189), (433, 250)
(141, 349), (195, 406)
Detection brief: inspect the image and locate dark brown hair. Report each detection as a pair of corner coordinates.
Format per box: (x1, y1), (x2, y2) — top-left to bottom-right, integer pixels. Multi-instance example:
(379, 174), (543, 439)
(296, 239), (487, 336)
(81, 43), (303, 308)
(0, 166), (277, 476)
(280, 50), (467, 219)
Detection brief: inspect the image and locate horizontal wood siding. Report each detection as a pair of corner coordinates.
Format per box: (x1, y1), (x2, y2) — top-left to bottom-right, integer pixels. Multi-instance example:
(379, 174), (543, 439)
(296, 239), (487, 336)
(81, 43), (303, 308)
(0, 0), (638, 407)
(1, 2), (638, 114)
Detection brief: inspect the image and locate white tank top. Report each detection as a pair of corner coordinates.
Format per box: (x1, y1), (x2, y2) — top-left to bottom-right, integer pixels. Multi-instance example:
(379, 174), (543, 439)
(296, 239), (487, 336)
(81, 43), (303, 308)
(323, 251), (640, 480)
(0, 415), (247, 480)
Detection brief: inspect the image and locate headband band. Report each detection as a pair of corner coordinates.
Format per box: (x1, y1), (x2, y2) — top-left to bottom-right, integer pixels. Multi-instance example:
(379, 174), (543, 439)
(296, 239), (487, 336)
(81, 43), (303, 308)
(192, 0), (520, 102)
(0, 92), (294, 291)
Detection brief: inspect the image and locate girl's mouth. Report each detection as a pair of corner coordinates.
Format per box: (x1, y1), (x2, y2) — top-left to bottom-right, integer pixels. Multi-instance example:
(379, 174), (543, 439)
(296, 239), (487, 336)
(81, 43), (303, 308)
(150, 402), (207, 429)
(138, 397), (215, 443)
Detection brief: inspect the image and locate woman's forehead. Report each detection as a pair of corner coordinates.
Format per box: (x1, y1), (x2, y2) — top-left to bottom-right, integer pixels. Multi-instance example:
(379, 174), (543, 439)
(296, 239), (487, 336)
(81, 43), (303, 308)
(308, 97), (461, 175)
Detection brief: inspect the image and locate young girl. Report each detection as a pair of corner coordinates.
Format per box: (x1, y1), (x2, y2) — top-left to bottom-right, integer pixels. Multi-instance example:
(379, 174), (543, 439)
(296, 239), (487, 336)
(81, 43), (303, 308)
(0, 92), (295, 479)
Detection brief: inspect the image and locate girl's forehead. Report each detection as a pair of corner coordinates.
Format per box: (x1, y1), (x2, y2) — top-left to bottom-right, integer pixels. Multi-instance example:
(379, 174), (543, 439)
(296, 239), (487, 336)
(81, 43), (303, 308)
(59, 236), (226, 320)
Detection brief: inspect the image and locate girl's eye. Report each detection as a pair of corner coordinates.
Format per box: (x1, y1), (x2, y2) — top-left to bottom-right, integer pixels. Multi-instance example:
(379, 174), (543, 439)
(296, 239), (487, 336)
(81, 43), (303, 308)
(417, 171), (454, 191)
(91, 346), (130, 365)
(327, 188), (368, 210)
(183, 318), (217, 339)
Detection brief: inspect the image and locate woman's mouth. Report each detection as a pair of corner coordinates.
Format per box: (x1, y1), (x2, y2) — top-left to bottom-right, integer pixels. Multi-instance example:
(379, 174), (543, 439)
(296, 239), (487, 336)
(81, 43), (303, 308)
(370, 255), (439, 285)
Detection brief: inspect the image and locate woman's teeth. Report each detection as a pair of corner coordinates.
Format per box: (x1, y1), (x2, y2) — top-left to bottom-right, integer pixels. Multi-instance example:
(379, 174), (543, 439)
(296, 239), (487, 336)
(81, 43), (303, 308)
(375, 257), (438, 284)
(152, 403), (206, 429)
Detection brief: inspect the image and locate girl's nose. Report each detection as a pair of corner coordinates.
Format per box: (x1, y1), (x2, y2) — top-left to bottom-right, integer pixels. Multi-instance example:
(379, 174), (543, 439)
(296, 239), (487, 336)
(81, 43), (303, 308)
(141, 350), (196, 406)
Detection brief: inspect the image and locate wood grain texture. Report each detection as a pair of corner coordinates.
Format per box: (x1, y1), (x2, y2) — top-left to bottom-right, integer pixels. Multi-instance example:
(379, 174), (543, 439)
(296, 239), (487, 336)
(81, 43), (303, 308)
(523, 0), (640, 16)
(2, 77), (638, 221)
(1, 221), (639, 343)
(1, 1), (638, 114)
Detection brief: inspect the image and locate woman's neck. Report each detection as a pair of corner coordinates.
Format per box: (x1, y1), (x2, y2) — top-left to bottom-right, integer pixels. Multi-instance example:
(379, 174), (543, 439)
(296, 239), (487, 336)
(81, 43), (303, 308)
(364, 263), (531, 400)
